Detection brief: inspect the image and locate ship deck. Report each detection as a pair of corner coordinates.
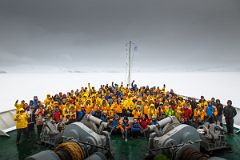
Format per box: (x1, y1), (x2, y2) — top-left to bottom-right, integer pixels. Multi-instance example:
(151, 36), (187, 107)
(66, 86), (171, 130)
(1, 128), (240, 160)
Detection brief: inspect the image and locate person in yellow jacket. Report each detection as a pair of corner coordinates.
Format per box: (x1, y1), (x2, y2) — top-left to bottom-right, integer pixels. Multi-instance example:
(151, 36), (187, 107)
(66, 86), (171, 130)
(75, 99), (81, 112)
(213, 105), (218, 117)
(193, 106), (200, 118)
(148, 104), (159, 120)
(175, 105), (183, 121)
(85, 99), (93, 114)
(69, 105), (76, 121)
(125, 98), (135, 111)
(108, 108), (115, 117)
(14, 108), (29, 144)
(96, 96), (102, 106)
(44, 94), (52, 105)
(163, 101), (170, 112)
(85, 104), (92, 114)
(15, 100), (25, 113)
(193, 106), (201, 123)
(62, 103), (70, 118)
(112, 100), (122, 116)
(143, 103), (149, 115)
(122, 99), (129, 111)
(199, 107), (206, 124)
(132, 105), (142, 119)
(177, 96), (185, 106)
(199, 97), (208, 111)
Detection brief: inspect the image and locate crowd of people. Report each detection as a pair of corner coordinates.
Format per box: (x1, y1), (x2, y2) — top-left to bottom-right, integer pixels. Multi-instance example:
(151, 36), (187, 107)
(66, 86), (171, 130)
(14, 81), (237, 144)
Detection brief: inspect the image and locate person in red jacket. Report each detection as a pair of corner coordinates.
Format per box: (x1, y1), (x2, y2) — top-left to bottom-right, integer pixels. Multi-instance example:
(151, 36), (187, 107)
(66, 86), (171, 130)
(182, 104), (192, 124)
(139, 114), (150, 130)
(53, 106), (62, 123)
(139, 114), (150, 137)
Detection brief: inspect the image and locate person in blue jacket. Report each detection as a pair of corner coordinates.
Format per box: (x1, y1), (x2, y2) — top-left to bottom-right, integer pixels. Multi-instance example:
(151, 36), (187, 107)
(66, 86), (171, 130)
(101, 110), (108, 122)
(131, 118), (142, 138)
(150, 116), (158, 125)
(206, 102), (216, 123)
(131, 80), (138, 91)
(77, 105), (85, 121)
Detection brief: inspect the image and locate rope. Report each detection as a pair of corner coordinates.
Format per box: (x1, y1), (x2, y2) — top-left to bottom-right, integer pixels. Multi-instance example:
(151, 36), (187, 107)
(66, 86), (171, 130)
(179, 148), (209, 160)
(55, 142), (85, 160)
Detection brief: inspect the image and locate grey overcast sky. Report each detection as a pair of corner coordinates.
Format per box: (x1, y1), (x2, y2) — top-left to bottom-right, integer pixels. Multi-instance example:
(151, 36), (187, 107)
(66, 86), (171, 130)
(0, 0), (240, 72)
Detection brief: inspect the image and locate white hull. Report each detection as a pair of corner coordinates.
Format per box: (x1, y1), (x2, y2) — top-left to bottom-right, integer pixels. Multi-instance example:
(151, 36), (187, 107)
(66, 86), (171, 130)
(0, 109), (16, 136)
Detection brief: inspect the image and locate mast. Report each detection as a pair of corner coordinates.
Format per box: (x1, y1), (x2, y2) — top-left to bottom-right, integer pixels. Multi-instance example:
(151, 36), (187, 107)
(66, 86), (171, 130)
(127, 40), (132, 85)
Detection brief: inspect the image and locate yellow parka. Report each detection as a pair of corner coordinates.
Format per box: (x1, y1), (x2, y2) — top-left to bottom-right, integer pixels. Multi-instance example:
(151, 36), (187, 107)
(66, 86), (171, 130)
(96, 97), (102, 105)
(108, 109), (115, 117)
(14, 110), (29, 129)
(199, 109), (206, 121)
(85, 104), (92, 114)
(193, 108), (200, 118)
(15, 101), (24, 113)
(112, 103), (122, 114)
(213, 105), (218, 116)
(44, 95), (52, 105)
(148, 105), (158, 120)
(175, 106), (182, 120)
(143, 105), (149, 115)
(123, 99), (135, 110)
(132, 109), (142, 119)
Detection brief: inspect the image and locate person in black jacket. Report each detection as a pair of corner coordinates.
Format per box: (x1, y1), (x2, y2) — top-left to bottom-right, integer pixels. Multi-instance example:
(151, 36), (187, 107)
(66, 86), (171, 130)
(216, 99), (224, 126)
(223, 100), (237, 134)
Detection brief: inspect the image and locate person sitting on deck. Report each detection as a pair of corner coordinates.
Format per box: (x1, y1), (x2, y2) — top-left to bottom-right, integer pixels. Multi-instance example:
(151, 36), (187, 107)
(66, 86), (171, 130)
(150, 115), (157, 125)
(52, 106), (62, 123)
(131, 118), (142, 138)
(118, 116), (130, 142)
(182, 104), (192, 124)
(101, 110), (108, 122)
(139, 114), (150, 130)
(110, 114), (120, 127)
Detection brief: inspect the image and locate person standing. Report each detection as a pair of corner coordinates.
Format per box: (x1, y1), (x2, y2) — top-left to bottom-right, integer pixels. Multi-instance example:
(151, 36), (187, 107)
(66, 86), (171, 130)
(14, 108), (29, 145)
(216, 99), (224, 126)
(223, 100), (237, 135)
(27, 105), (36, 136)
(35, 105), (45, 137)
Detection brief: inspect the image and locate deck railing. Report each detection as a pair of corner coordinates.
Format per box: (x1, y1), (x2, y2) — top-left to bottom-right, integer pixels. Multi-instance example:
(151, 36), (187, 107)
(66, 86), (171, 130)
(0, 109), (16, 135)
